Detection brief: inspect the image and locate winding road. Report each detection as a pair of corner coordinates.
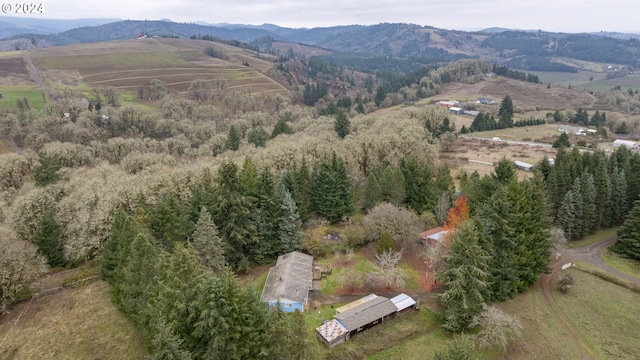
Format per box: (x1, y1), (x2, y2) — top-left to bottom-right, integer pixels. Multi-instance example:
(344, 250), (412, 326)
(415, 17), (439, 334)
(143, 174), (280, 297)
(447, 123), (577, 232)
(536, 236), (640, 359)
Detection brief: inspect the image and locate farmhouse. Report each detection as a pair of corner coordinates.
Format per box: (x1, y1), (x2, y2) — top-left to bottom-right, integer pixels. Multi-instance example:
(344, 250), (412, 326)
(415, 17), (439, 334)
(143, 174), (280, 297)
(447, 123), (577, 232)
(613, 139), (638, 149)
(514, 160), (535, 171)
(419, 227), (448, 246)
(260, 251), (313, 312)
(476, 97), (495, 104)
(449, 107), (465, 115)
(316, 293), (418, 347)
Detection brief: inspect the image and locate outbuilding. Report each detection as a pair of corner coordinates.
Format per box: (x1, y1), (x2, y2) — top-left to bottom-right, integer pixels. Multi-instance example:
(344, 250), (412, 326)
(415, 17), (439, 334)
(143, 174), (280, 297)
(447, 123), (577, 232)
(449, 107), (465, 115)
(613, 139), (638, 149)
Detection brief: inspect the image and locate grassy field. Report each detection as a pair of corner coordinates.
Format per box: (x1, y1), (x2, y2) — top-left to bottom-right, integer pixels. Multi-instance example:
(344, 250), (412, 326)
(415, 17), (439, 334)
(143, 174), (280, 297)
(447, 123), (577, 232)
(0, 87), (46, 110)
(0, 280), (146, 360)
(602, 250), (640, 279)
(30, 38), (289, 99)
(555, 268), (640, 359)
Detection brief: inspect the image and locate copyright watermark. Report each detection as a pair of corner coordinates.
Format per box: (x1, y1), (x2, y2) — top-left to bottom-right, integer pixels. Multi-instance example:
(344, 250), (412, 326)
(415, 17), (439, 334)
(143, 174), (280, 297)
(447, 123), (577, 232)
(1, 3), (45, 14)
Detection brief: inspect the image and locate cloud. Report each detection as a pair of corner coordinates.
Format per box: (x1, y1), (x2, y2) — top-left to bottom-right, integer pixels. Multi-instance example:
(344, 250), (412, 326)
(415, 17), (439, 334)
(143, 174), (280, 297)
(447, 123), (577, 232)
(22, 0), (640, 33)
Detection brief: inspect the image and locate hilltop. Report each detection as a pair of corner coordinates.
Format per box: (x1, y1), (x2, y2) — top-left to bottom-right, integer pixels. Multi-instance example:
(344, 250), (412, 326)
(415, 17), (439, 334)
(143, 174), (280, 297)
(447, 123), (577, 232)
(2, 20), (640, 74)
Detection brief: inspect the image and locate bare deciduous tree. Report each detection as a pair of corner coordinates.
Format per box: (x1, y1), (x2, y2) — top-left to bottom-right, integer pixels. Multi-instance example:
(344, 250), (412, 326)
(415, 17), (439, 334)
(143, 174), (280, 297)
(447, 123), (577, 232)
(469, 304), (523, 352)
(372, 250), (406, 289)
(424, 240), (446, 277)
(435, 191), (451, 226)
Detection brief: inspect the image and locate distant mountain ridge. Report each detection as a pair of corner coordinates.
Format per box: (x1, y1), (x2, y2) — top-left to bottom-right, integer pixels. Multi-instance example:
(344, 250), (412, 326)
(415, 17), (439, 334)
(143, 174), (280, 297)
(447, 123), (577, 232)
(0, 15), (120, 38)
(2, 19), (639, 69)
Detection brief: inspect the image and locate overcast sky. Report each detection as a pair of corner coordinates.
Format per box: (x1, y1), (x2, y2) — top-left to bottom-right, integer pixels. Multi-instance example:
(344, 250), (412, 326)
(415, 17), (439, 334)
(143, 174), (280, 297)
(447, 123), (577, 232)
(7, 0), (640, 33)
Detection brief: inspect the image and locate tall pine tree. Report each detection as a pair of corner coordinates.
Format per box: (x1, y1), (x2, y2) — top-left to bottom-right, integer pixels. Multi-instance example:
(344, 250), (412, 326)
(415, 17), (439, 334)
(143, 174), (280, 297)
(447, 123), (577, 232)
(436, 221), (491, 332)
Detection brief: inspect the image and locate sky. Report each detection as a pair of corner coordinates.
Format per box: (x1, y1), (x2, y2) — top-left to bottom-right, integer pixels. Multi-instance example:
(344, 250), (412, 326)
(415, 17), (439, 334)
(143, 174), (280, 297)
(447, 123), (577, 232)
(4, 0), (640, 33)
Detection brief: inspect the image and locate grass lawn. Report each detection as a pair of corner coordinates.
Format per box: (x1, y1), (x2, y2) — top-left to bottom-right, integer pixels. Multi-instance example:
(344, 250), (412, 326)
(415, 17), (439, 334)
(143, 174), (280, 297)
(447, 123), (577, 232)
(555, 268), (640, 359)
(602, 250), (640, 279)
(570, 227), (621, 248)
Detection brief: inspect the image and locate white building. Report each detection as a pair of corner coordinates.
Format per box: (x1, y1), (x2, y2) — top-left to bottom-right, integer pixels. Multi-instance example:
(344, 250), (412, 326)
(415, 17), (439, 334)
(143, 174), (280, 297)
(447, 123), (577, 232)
(613, 139), (638, 149)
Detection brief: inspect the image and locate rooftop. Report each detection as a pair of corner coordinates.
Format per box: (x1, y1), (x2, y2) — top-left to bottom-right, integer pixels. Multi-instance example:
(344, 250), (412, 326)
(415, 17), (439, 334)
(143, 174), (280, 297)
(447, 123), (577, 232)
(390, 293), (417, 312)
(260, 251), (313, 304)
(334, 296), (398, 331)
(316, 319), (348, 343)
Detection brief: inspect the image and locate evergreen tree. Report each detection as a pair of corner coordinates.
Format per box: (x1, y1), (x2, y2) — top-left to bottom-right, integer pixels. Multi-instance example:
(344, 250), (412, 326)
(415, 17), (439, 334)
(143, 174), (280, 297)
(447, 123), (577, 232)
(278, 190), (303, 255)
(311, 153), (353, 223)
(593, 151), (610, 227)
(436, 221), (491, 332)
(570, 178), (584, 238)
(225, 125), (240, 151)
(146, 244), (206, 350)
(254, 167), (282, 261)
(557, 191), (575, 240)
(33, 152), (64, 187)
(34, 210), (65, 268)
(379, 165), (406, 206)
(612, 200), (640, 261)
(478, 189), (518, 301)
(580, 173), (597, 236)
(247, 126), (269, 148)
(271, 119), (293, 138)
(192, 275), (269, 359)
(435, 164), (455, 206)
(498, 95), (514, 126)
(492, 158), (517, 185)
(606, 167), (628, 225)
(376, 231), (395, 255)
(401, 157), (434, 214)
(334, 111), (351, 139)
(362, 172), (383, 211)
(149, 193), (191, 249)
(147, 318), (193, 360)
(100, 209), (140, 282)
(552, 132), (570, 148)
(118, 232), (160, 326)
(211, 161), (259, 271)
(238, 157), (259, 198)
(292, 158), (313, 222)
(191, 207), (226, 273)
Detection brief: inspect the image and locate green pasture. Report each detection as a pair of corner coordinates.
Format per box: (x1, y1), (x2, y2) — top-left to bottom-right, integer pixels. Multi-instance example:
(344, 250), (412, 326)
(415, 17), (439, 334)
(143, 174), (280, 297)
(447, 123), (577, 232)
(0, 88), (46, 110)
(556, 268), (640, 359)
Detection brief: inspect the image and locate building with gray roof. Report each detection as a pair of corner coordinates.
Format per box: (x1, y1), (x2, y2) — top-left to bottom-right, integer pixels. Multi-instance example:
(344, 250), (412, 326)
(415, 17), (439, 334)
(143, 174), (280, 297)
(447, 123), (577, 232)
(260, 251), (313, 312)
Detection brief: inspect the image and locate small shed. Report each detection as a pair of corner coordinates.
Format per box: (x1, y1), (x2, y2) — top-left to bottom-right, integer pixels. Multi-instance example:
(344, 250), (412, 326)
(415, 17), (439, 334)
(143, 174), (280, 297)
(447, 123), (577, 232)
(390, 293), (418, 314)
(514, 160), (535, 171)
(316, 319), (348, 348)
(449, 107), (465, 115)
(464, 110), (479, 117)
(613, 139), (638, 149)
(419, 227), (448, 246)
